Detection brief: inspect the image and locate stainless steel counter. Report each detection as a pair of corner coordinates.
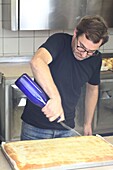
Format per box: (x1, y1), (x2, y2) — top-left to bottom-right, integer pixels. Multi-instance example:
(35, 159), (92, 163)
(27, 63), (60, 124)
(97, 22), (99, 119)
(0, 136), (113, 170)
(0, 56), (33, 79)
(0, 150), (12, 170)
(0, 62), (32, 79)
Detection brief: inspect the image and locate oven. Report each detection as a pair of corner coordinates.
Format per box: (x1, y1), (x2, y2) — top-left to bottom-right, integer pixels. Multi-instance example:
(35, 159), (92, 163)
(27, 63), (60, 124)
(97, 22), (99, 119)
(0, 56), (32, 142)
(93, 72), (113, 135)
(0, 79), (26, 141)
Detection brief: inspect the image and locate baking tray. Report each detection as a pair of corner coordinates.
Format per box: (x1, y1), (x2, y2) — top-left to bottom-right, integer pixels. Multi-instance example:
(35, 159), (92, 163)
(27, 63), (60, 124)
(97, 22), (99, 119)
(1, 135), (113, 170)
(1, 144), (18, 170)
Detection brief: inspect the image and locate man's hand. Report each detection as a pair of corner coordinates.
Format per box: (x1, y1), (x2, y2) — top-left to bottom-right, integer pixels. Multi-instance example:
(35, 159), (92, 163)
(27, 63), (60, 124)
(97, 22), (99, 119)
(84, 123), (92, 136)
(41, 98), (65, 122)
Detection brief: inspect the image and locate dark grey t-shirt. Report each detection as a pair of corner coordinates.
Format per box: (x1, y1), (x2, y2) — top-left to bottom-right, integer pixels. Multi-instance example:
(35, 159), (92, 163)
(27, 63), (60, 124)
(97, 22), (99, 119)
(21, 33), (102, 129)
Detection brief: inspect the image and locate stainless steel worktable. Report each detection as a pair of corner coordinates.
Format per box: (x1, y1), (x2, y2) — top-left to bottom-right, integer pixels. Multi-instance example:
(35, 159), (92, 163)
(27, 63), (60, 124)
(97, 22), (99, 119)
(0, 136), (113, 170)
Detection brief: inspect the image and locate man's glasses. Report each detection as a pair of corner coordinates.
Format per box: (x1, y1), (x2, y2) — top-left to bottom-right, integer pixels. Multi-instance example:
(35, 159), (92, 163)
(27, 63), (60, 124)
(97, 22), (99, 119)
(76, 40), (97, 56)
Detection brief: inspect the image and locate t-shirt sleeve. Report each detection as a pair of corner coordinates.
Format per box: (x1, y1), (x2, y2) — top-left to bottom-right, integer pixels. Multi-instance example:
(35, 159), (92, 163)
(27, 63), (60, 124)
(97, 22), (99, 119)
(40, 33), (65, 60)
(88, 56), (102, 85)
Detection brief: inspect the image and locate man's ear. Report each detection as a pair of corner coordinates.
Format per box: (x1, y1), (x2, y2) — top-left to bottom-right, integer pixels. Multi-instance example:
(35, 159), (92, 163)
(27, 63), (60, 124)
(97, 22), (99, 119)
(73, 29), (77, 38)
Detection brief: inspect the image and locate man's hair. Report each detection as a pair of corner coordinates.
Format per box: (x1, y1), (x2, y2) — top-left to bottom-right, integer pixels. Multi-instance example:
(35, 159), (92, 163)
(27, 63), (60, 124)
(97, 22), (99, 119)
(76, 15), (109, 46)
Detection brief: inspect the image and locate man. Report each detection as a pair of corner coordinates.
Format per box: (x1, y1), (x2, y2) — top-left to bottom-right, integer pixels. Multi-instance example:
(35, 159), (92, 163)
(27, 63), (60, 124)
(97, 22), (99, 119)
(21, 15), (109, 140)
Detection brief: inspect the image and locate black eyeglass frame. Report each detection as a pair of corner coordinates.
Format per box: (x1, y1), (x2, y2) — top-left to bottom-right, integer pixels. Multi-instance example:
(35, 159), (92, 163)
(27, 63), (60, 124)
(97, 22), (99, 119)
(76, 39), (99, 56)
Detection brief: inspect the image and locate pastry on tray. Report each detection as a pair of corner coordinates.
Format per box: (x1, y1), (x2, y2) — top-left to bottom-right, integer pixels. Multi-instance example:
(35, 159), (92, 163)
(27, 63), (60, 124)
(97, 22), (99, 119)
(1, 135), (113, 170)
(101, 58), (113, 71)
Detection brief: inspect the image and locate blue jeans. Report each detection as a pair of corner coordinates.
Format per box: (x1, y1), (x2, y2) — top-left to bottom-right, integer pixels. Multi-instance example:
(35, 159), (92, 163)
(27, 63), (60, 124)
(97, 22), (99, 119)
(21, 121), (77, 140)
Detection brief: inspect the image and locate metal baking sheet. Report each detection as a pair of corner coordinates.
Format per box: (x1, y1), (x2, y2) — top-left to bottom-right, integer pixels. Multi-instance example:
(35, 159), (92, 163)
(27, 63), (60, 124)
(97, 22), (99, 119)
(1, 136), (113, 170)
(1, 143), (19, 170)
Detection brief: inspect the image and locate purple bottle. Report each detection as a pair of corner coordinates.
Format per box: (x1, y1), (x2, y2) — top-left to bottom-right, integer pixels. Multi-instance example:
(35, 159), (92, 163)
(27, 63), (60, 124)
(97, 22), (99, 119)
(15, 73), (48, 108)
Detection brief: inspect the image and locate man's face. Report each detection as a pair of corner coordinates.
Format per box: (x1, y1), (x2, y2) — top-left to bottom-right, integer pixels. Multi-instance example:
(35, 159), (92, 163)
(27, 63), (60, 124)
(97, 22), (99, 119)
(72, 34), (102, 61)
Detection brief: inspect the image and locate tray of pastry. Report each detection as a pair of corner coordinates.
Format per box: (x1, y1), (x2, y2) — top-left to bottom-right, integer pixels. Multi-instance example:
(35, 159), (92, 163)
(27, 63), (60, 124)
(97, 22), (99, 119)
(101, 58), (113, 71)
(1, 135), (113, 170)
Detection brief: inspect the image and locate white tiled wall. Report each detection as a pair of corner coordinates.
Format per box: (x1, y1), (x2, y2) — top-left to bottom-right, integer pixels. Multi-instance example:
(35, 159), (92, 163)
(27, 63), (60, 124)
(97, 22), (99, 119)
(0, 1), (113, 57)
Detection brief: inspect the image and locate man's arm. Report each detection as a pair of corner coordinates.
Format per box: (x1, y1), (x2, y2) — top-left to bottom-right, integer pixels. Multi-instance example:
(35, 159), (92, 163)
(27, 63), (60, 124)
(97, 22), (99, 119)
(30, 47), (65, 122)
(84, 83), (99, 135)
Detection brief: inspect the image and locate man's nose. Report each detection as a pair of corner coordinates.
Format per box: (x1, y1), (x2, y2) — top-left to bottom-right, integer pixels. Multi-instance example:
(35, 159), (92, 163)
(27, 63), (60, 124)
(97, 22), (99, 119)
(82, 51), (88, 58)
